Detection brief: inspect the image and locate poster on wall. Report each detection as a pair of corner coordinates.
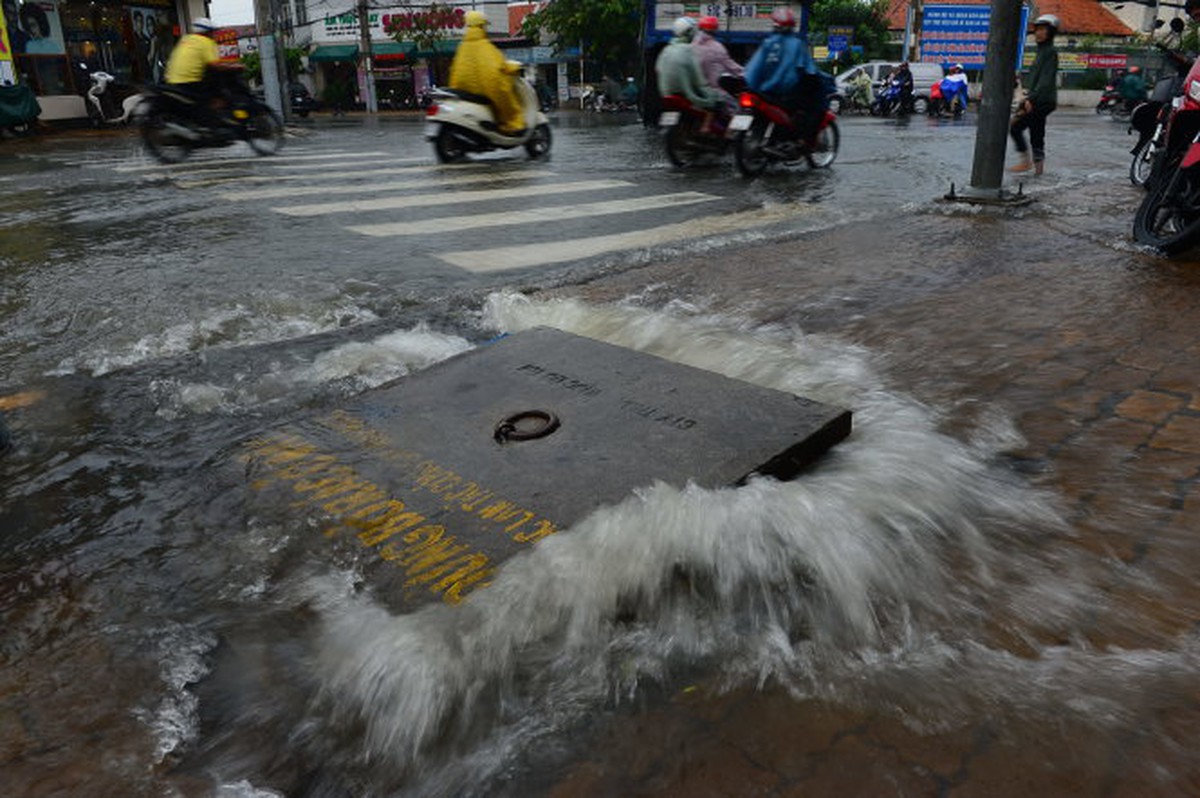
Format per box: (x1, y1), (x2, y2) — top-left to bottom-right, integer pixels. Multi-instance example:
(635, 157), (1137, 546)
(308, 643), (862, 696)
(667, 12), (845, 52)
(128, 6), (168, 83)
(0, 1), (14, 83)
(0, 0), (65, 55)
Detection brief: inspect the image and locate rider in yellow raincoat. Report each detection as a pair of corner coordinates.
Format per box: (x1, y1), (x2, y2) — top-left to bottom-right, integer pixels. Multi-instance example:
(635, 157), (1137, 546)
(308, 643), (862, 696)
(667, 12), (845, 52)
(449, 10), (524, 135)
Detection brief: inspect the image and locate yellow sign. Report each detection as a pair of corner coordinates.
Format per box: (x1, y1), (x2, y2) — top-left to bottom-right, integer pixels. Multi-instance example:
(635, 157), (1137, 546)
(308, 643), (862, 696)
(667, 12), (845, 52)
(0, 5), (13, 65)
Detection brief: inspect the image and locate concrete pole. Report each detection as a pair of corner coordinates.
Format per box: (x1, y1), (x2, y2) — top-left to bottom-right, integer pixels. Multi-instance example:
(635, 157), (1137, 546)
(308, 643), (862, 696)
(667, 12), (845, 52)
(358, 0), (378, 113)
(253, 0), (285, 117)
(909, 0), (923, 62)
(968, 0), (1024, 193)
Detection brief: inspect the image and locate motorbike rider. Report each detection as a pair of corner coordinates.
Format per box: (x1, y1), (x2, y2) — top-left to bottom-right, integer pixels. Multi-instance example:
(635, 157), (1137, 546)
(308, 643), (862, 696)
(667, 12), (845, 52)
(164, 17), (242, 131)
(743, 6), (827, 142)
(848, 68), (873, 110)
(885, 61), (915, 113)
(1119, 65), (1147, 113)
(941, 63), (969, 114)
(694, 15), (744, 115)
(656, 17), (724, 128)
(448, 10), (524, 136)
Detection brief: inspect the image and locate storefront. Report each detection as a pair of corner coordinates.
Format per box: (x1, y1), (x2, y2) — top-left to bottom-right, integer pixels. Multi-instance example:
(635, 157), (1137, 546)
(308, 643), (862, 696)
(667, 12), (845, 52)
(0, 0), (197, 117)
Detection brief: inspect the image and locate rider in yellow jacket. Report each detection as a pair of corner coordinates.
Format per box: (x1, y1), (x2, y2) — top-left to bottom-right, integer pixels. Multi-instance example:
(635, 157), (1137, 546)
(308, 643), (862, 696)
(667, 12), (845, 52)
(449, 10), (524, 135)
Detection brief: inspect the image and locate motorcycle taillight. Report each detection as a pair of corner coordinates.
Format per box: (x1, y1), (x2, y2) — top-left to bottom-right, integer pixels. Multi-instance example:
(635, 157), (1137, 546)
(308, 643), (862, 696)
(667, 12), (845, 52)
(739, 92), (755, 109)
(425, 103), (439, 116)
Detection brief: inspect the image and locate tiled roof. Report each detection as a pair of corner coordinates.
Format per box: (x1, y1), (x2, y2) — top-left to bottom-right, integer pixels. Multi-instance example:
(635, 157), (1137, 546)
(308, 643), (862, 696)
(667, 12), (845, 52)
(885, 0), (1133, 36)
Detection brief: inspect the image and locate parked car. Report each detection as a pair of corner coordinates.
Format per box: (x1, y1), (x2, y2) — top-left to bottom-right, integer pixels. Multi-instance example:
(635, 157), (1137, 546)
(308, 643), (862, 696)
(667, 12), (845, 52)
(831, 61), (944, 114)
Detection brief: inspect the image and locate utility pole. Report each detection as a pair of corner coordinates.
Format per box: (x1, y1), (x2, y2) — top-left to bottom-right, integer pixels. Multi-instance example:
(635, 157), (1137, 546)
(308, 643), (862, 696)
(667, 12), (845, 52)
(253, 0), (290, 118)
(908, 0), (923, 61)
(951, 0), (1029, 204)
(358, 0), (378, 113)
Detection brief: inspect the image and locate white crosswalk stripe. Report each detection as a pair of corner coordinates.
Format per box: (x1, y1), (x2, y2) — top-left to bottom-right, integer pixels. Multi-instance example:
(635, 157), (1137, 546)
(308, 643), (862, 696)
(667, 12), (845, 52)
(273, 179), (634, 216)
(347, 193), (721, 237)
(114, 151), (392, 173)
(218, 169), (558, 201)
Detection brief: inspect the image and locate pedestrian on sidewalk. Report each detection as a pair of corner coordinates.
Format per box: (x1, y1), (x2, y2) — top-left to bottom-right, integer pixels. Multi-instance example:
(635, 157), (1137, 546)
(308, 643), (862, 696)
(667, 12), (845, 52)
(1009, 14), (1059, 175)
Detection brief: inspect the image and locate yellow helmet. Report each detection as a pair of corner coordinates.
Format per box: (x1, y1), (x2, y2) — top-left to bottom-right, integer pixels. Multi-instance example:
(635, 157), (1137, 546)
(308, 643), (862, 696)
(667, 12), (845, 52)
(465, 10), (487, 27)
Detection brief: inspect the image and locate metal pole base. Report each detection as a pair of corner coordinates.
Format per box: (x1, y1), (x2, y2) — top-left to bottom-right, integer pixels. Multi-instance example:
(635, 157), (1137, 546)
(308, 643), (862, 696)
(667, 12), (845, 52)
(943, 181), (1035, 207)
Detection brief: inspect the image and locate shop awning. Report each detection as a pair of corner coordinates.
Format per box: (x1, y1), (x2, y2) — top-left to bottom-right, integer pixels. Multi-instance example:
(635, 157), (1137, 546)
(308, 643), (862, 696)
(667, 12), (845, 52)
(308, 44), (359, 63)
(373, 42), (413, 61)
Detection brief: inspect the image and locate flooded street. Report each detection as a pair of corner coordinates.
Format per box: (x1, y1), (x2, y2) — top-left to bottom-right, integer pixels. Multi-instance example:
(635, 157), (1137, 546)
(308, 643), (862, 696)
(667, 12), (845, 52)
(4, 110), (1200, 796)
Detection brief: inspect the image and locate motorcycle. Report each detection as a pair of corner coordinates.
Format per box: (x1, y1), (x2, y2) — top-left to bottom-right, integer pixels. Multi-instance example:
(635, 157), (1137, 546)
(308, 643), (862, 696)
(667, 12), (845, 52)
(1129, 21), (1193, 187)
(928, 78), (968, 118)
(870, 78), (906, 117)
(424, 67), (552, 163)
(83, 68), (143, 126)
(728, 83), (839, 176)
(1096, 84), (1122, 115)
(137, 79), (284, 164)
(658, 94), (732, 168)
(1131, 44), (1200, 253)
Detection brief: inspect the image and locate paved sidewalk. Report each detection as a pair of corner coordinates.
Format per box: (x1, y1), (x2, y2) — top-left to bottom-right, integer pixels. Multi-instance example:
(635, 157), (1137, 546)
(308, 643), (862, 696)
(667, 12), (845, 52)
(543, 174), (1200, 796)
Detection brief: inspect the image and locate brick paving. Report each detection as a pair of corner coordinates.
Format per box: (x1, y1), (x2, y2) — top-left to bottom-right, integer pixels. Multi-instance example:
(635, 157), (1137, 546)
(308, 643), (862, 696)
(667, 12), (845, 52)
(543, 177), (1200, 796)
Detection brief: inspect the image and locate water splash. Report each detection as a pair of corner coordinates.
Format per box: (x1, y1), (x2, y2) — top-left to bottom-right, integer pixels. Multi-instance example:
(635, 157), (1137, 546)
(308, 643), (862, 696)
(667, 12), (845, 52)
(289, 293), (1096, 793)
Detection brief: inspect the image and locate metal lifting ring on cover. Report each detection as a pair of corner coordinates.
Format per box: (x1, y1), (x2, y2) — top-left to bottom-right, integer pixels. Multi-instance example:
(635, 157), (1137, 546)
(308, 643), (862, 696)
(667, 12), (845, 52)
(494, 410), (560, 443)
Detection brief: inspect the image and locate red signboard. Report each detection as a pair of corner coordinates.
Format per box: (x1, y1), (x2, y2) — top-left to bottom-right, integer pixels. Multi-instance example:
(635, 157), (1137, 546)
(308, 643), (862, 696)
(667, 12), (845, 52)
(1087, 53), (1127, 69)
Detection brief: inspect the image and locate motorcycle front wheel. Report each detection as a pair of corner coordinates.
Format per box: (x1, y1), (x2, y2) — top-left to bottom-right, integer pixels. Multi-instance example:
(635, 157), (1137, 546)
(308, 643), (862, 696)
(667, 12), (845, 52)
(140, 110), (193, 164)
(525, 123), (552, 159)
(245, 108), (284, 156)
(1130, 138), (1158, 188)
(734, 119), (769, 177)
(1133, 158), (1200, 254)
(806, 120), (839, 169)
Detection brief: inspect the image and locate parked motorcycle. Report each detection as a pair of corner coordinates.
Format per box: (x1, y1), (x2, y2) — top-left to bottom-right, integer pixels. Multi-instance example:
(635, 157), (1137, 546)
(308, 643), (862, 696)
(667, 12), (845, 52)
(424, 68), (551, 163)
(1129, 22), (1193, 187)
(84, 68), (143, 126)
(137, 81), (284, 164)
(728, 85), (839, 176)
(1131, 46), (1200, 253)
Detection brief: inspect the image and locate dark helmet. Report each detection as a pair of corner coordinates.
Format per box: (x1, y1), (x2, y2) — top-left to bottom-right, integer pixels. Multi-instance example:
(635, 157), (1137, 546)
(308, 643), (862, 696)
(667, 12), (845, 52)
(770, 7), (796, 31)
(698, 15), (719, 32)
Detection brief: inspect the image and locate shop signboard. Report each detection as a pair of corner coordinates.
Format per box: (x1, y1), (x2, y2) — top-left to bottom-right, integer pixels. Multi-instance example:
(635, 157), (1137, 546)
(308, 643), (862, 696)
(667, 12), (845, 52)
(0, 2), (13, 84)
(215, 27), (240, 62)
(314, 4), (504, 44)
(652, 2), (783, 36)
(919, 4), (1029, 69)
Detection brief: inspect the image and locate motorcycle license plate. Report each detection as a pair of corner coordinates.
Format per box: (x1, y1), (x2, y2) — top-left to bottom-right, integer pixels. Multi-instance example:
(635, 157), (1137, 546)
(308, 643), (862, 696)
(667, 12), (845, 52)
(658, 111), (680, 127)
(729, 114), (753, 131)
(424, 123), (440, 140)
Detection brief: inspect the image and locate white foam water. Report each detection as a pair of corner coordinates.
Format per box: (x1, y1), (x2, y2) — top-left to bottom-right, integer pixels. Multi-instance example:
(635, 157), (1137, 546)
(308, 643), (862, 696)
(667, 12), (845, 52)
(277, 293), (1126, 795)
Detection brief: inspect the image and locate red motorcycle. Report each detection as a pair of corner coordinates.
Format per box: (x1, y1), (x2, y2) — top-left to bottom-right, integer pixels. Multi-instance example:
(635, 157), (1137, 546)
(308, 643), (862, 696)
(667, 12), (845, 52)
(1132, 48), (1200, 253)
(728, 88), (839, 177)
(657, 93), (732, 168)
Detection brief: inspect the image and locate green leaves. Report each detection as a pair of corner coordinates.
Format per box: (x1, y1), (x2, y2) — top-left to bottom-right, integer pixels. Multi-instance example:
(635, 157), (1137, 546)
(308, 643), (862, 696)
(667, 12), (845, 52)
(521, 0), (642, 74)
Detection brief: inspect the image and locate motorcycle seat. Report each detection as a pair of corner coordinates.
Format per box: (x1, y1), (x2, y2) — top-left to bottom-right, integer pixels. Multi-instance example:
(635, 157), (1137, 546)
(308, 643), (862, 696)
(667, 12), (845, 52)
(441, 88), (494, 107)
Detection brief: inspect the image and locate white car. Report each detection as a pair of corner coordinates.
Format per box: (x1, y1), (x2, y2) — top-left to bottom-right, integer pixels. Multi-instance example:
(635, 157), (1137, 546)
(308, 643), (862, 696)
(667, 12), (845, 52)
(831, 61), (945, 113)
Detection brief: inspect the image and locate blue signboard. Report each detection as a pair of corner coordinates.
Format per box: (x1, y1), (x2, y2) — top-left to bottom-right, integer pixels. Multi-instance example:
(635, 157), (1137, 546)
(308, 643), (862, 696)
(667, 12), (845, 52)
(919, 4), (1029, 69)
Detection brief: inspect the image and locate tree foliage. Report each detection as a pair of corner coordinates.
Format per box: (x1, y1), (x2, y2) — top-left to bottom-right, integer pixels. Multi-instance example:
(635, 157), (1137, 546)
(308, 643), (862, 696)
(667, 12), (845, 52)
(808, 0), (891, 60)
(520, 0), (641, 75)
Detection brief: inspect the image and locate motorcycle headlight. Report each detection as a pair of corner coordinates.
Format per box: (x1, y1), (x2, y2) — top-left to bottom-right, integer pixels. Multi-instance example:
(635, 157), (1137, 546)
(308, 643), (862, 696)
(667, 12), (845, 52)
(1189, 80), (1200, 103)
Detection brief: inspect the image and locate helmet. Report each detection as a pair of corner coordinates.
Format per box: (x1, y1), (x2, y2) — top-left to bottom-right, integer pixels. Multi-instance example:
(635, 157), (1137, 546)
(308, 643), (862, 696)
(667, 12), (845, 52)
(1188, 0), (1200, 16)
(672, 16), (697, 39)
(698, 15), (719, 32)
(769, 7), (796, 30)
(1130, 65), (1141, 73)
(1033, 13), (1059, 30)
(953, 63), (964, 71)
(192, 17), (215, 32)
(465, 10), (487, 27)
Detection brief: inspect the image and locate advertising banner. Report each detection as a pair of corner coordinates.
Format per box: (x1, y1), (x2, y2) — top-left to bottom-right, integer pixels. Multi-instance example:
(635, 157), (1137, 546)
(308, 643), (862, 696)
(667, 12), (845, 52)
(0, 2), (13, 84)
(129, 6), (170, 82)
(654, 2), (784, 35)
(919, 4), (1029, 69)
(3, 0), (65, 56)
(215, 27), (240, 61)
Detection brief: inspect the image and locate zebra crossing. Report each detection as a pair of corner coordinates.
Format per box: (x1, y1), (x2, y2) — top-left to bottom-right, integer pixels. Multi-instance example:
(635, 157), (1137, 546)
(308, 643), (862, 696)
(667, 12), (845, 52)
(110, 143), (821, 273)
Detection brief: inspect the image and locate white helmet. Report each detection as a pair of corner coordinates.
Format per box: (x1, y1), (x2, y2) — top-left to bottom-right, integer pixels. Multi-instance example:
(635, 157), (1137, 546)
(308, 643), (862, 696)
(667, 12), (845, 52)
(1033, 13), (1059, 30)
(193, 17), (216, 32)
(672, 16), (697, 40)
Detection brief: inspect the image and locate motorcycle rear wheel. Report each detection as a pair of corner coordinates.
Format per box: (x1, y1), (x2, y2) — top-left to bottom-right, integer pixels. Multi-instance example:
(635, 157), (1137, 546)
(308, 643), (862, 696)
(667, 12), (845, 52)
(141, 110), (193, 164)
(664, 117), (701, 168)
(435, 125), (469, 163)
(1130, 138), (1158, 188)
(806, 120), (839, 169)
(734, 120), (769, 177)
(525, 123), (552, 159)
(245, 108), (284, 156)
(1132, 158), (1200, 254)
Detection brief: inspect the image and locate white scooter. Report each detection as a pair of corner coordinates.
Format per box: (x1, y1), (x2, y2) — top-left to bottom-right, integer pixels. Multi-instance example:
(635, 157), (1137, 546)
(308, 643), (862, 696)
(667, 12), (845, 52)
(424, 64), (552, 163)
(85, 70), (143, 126)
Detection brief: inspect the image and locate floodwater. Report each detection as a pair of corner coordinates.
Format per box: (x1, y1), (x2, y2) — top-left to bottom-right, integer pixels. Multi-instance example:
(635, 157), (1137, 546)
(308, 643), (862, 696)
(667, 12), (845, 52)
(3, 111), (1196, 796)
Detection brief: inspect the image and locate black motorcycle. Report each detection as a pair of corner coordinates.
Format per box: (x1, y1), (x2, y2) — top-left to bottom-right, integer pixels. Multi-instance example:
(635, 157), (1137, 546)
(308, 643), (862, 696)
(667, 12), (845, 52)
(138, 78), (284, 164)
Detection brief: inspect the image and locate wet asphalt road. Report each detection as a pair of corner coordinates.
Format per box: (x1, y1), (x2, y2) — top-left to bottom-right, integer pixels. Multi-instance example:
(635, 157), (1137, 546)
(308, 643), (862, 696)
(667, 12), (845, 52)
(5, 106), (1200, 797)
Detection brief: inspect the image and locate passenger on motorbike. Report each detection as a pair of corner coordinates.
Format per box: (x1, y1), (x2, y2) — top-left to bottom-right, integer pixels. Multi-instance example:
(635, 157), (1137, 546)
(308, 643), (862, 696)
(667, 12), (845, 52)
(448, 10), (524, 136)
(1119, 65), (1147, 113)
(656, 17), (724, 129)
(693, 15), (744, 115)
(884, 61), (915, 113)
(164, 17), (243, 131)
(743, 6), (827, 141)
(941, 63), (969, 114)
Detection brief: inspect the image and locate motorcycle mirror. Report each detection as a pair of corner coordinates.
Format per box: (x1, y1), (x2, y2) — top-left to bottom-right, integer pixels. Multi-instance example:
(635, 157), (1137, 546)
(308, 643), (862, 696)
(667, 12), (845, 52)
(1171, 17), (1186, 33)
